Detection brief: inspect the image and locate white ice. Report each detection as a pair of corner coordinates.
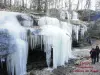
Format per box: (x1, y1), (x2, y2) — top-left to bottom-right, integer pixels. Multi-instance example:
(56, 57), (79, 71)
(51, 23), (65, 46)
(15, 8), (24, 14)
(72, 11), (79, 20)
(0, 11), (28, 75)
(41, 25), (72, 68)
(38, 16), (60, 27)
(72, 25), (80, 41)
(71, 11), (87, 41)
(38, 16), (73, 68)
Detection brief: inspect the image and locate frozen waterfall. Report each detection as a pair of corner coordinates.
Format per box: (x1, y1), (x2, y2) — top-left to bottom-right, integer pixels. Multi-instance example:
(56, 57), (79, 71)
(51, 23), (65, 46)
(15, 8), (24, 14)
(38, 16), (73, 68)
(0, 11), (28, 75)
(0, 11), (77, 75)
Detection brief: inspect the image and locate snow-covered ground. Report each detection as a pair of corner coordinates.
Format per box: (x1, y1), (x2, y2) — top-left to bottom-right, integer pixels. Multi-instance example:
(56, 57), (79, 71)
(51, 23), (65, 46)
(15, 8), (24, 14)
(72, 48), (91, 58)
(72, 40), (100, 58)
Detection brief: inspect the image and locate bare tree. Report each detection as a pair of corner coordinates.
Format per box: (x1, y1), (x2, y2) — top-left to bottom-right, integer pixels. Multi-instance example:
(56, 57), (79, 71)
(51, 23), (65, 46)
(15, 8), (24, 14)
(68, 0), (72, 12)
(84, 0), (91, 9)
(76, 0), (80, 10)
(95, 0), (100, 11)
(9, 0), (12, 6)
(4, 0), (7, 6)
(44, 0), (48, 13)
(37, 0), (41, 11)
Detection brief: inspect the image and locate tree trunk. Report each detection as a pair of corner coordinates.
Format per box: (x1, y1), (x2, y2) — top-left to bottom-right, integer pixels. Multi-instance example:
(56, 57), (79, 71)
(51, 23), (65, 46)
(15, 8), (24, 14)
(9, 0), (12, 7)
(22, 0), (25, 8)
(4, 0), (7, 6)
(68, 0), (71, 12)
(44, 0), (48, 13)
(37, 0), (41, 11)
(76, 0), (79, 10)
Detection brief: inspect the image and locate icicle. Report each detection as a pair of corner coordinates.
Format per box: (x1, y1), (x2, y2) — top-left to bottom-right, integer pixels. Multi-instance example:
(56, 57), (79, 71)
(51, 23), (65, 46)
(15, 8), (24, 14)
(66, 11), (71, 20)
(72, 25), (80, 41)
(6, 39), (28, 75)
(40, 35), (43, 50)
(32, 36), (34, 50)
(38, 16), (73, 68)
(45, 38), (51, 67)
(80, 25), (87, 38)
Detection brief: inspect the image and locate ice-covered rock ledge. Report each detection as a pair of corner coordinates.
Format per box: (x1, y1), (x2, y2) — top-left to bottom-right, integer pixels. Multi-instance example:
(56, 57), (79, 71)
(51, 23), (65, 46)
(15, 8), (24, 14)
(0, 11), (86, 75)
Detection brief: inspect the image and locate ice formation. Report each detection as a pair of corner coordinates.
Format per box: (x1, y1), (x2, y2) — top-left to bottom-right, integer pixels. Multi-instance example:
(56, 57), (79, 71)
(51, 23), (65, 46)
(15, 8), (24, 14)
(0, 11), (34, 27)
(71, 11), (87, 41)
(72, 11), (79, 20)
(38, 16), (73, 68)
(27, 28), (42, 50)
(38, 13), (87, 42)
(66, 11), (72, 20)
(72, 25), (80, 41)
(61, 22), (72, 38)
(79, 24), (87, 38)
(0, 11), (28, 75)
(0, 10), (81, 75)
(40, 25), (72, 68)
(38, 16), (60, 27)
(72, 24), (88, 41)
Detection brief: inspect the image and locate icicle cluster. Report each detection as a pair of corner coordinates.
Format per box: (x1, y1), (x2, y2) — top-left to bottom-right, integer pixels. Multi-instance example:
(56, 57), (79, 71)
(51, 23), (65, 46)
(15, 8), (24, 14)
(80, 24), (87, 37)
(72, 25), (80, 41)
(72, 24), (87, 41)
(41, 25), (72, 68)
(26, 28), (42, 50)
(38, 16), (73, 68)
(71, 11), (87, 41)
(0, 11), (28, 75)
